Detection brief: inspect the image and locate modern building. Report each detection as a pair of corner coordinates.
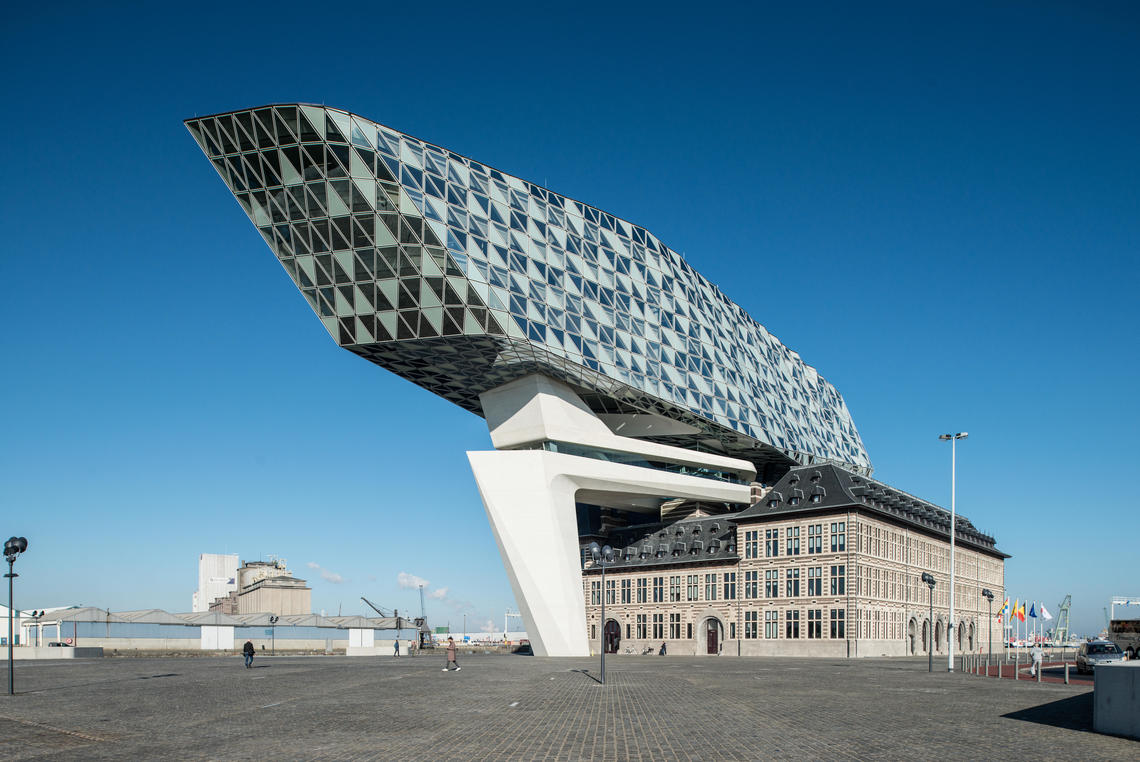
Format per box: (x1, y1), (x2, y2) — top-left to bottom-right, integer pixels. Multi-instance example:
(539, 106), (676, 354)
(187, 104), (951, 656)
(192, 553), (238, 612)
(582, 464), (1006, 657)
(208, 559), (311, 615)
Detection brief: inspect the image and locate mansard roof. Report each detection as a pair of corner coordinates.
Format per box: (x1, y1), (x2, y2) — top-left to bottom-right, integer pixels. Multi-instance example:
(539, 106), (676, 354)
(732, 464), (1007, 559)
(581, 515), (739, 572)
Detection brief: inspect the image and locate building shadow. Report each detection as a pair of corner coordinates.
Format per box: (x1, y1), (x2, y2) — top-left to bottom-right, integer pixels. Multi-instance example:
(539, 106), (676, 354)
(1002, 693), (1093, 732)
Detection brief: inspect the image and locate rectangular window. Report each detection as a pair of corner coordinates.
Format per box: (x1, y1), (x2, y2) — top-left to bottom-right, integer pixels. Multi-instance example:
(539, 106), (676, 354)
(705, 573), (718, 601)
(831, 521), (846, 553)
(637, 577), (647, 603)
(723, 572), (737, 600)
(808, 523), (823, 554)
(591, 624), (596, 639)
(744, 610), (758, 639)
(591, 580), (600, 605)
(669, 613), (681, 639)
(765, 569), (778, 598)
(786, 568), (801, 597)
(653, 576), (664, 603)
(785, 610), (800, 639)
(808, 609), (822, 639)
(765, 528), (780, 557)
(606, 579), (616, 605)
(670, 576), (682, 602)
(730, 621), (736, 639)
(808, 566), (822, 596)
(652, 613), (664, 639)
(831, 609), (845, 639)
(745, 529), (759, 559)
(831, 565), (846, 595)
(745, 570), (759, 598)
(620, 579), (631, 604)
(687, 574), (699, 602)
(637, 614), (647, 639)
(765, 610), (779, 639)
(786, 526), (800, 556)
(686, 622), (693, 639)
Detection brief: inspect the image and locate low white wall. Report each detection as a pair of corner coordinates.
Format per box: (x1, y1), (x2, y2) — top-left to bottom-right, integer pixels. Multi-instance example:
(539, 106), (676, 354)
(12, 647), (104, 660)
(1094, 662), (1140, 740)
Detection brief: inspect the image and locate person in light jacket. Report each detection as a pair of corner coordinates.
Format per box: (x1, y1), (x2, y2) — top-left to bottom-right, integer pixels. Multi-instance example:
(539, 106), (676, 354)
(443, 636), (460, 671)
(1030, 643), (1043, 676)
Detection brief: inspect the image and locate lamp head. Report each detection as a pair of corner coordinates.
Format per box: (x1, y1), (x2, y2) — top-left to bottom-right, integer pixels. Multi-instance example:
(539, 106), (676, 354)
(588, 541), (601, 561)
(4, 536), (27, 563)
(921, 572), (936, 587)
(982, 589), (994, 600)
(939, 434), (952, 441)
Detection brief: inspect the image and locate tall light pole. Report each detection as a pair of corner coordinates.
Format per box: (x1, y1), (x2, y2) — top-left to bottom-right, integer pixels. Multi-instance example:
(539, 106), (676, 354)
(982, 589), (994, 672)
(5, 536), (29, 696)
(269, 615), (279, 655)
(939, 432), (968, 672)
(588, 541), (613, 685)
(922, 572), (936, 673)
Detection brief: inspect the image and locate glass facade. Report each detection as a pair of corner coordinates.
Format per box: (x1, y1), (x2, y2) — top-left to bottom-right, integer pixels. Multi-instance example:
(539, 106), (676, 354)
(186, 104), (871, 474)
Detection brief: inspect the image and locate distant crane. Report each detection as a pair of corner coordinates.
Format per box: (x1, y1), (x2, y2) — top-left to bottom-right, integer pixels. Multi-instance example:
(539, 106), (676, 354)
(360, 596), (393, 618)
(1052, 595), (1071, 643)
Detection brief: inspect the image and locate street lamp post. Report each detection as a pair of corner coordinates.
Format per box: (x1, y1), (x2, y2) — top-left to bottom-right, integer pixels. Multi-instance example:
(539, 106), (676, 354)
(982, 589), (994, 674)
(268, 615), (279, 655)
(922, 572), (936, 674)
(588, 541), (613, 685)
(5, 536), (29, 696)
(939, 432), (968, 672)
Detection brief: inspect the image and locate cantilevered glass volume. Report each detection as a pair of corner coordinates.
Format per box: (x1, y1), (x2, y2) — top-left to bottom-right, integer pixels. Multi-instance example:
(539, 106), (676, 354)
(187, 104), (872, 655)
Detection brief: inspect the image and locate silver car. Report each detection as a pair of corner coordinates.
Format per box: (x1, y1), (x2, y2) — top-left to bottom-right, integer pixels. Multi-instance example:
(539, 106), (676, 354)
(1076, 640), (1125, 673)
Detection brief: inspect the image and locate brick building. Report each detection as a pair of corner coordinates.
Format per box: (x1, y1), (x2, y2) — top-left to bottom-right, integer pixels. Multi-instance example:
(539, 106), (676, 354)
(583, 464), (1006, 657)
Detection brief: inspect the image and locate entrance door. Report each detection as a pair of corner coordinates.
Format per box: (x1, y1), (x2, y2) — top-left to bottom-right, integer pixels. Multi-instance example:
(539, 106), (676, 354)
(706, 619), (719, 654)
(603, 619), (621, 654)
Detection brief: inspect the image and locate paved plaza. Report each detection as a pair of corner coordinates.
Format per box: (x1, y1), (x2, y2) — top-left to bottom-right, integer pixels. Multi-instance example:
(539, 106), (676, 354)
(0, 653), (1134, 760)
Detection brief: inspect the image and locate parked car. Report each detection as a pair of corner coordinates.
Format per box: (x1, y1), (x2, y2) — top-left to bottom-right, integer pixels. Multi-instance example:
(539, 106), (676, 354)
(1076, 640), (1125, 673)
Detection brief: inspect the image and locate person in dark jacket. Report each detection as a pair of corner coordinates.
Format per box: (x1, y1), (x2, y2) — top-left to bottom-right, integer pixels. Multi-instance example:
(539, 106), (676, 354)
(659, 642), (667, 656)
(243, 640), (255, 668)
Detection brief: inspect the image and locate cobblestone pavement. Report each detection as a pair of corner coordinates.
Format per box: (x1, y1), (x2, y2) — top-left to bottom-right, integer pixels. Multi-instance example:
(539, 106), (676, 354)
(0, 653), (1134, 760)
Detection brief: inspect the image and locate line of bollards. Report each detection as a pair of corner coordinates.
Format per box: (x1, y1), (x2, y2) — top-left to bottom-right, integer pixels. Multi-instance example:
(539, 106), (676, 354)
(960, 650), (1072, 684)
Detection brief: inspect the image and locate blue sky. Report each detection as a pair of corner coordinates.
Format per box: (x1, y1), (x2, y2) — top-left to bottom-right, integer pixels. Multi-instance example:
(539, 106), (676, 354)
(2, 2), (1137, 636)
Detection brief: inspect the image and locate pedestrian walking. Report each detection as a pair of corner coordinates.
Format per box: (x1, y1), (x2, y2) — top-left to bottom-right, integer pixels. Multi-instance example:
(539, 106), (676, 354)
(393, 639), (400, 657)
(442, 636), (460, 671)
(659, 641), (667, 656)
(243, 639), (255, 669)
(1031, 642), (1043, 676)
(408, 639), (415, 657)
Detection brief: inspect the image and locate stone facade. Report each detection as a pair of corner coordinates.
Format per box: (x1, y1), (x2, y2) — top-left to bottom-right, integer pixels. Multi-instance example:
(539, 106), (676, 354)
(583, 465), (1006, 658)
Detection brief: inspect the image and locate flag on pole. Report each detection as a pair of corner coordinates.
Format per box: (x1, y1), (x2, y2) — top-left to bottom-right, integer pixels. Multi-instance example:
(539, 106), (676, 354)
(1016, 601), (1026, 622)
(1029, 603), (1037, 619)
(998, 598), (1010, 622)
(1041, 604), (1053, 621)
